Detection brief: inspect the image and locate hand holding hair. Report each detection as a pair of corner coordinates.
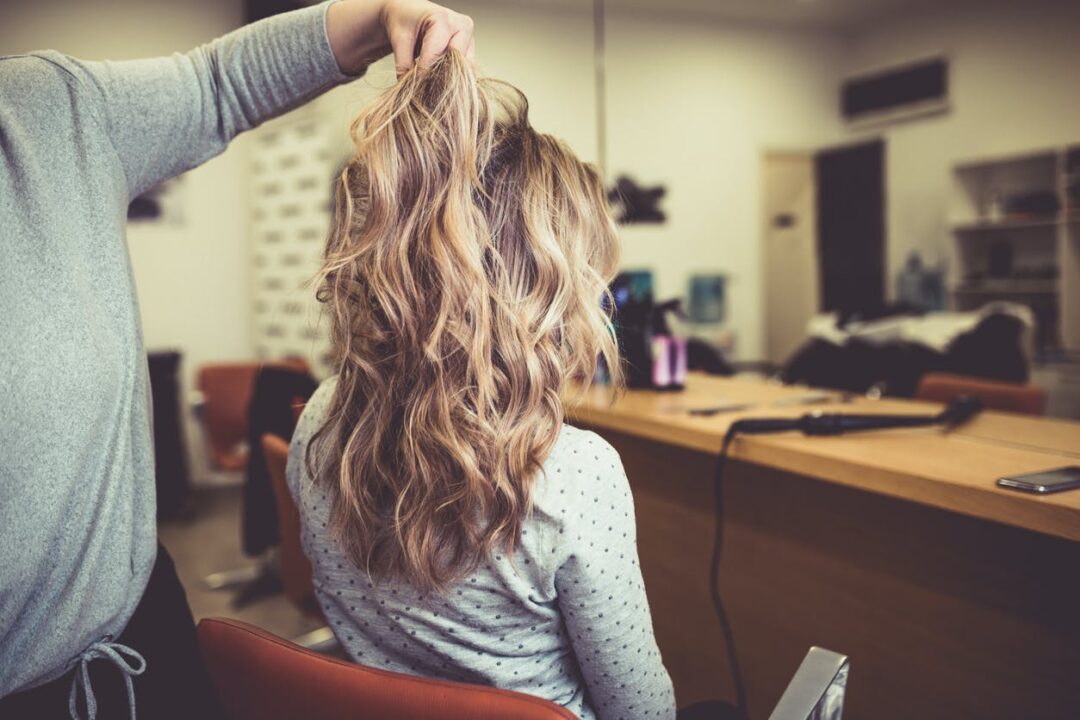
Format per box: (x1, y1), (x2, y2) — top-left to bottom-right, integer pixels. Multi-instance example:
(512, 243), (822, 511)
(326, 0), (476, 77)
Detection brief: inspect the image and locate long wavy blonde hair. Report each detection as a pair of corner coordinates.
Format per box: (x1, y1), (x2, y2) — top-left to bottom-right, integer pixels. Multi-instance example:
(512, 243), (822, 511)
(308, 51), (620, 593)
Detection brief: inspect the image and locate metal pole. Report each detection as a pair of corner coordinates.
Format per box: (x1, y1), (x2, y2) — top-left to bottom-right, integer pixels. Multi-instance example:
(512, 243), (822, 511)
(593, 0), (607, 175)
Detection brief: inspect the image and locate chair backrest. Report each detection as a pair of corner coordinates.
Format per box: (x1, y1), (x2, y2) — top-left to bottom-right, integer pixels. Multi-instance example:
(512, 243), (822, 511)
(261, 433), (318, 614)
(197, 363), (262, 470)
(196, 618), (578, 720)
(197, 360), (311, 470)
(916, 372), (1046, 416)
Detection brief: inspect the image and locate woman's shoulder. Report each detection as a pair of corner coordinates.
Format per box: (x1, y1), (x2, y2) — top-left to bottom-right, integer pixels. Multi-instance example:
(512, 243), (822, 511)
(535, 424), (630, 508)
(296, 377), (337, 435)
(311, 376), (339, 405)
(548, 424), (620, 466)
(531, 424), (639, 574)
(287, 377), (337, 491)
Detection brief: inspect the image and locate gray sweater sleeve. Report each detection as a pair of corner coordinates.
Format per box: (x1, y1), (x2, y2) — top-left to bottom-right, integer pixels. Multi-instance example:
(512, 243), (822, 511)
(47, 2), (352, 198)
(554, 437), (676, 720)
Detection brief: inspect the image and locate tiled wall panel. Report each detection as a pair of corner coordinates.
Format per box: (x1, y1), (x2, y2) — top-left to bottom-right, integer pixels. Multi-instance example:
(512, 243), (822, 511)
(250, 114), (339, 377)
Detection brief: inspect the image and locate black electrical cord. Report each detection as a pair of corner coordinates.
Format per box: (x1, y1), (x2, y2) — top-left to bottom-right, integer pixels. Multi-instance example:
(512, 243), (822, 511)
(707, 396), (983, 720)
(710, 426), (748, 719)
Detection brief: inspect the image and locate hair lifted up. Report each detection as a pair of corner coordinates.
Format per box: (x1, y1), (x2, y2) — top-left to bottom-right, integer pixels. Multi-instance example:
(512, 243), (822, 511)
(309, 50), (621, 593)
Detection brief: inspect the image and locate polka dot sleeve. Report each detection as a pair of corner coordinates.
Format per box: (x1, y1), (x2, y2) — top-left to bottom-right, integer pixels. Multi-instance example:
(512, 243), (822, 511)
(553, 435), (676, 720)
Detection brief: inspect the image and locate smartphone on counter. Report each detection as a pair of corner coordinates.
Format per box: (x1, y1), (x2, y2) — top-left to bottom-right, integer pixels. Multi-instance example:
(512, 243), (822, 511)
(996, 466), (1080, 494)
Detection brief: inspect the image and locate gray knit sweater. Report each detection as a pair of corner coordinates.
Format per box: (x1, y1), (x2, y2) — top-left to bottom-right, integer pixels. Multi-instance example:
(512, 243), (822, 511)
(0, 3), (349, 698)
(289, 380), (677, 720)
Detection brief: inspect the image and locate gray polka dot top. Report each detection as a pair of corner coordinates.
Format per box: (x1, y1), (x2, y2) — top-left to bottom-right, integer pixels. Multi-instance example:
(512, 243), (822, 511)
(287, 380), (676, 720)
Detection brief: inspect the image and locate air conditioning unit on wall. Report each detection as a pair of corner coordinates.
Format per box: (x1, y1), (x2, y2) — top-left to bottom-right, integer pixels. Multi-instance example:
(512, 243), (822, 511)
(841, 56), (950, 127)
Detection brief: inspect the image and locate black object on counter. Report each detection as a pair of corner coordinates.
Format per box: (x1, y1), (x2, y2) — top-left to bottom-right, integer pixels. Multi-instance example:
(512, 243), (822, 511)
(780, 310), (1029, 397)
(612, 290), (688, 390)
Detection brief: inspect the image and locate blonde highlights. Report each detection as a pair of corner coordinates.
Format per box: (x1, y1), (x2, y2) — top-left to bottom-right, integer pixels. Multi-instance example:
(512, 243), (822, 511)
(310, 51), (620, 592)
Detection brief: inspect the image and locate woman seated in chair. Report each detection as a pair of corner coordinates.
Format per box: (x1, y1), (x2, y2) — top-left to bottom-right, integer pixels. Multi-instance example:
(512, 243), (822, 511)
(287, 51), (675, 720)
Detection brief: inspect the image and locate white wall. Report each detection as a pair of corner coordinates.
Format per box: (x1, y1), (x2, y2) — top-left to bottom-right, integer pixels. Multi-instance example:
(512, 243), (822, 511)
(605, 9), (846, 359)
(454, 0), (599, 163)
(299, 0), (598, 168)
(313, 0), (847, 362)
(423, 2), (847, 360)
(27, 0), (1049, 425)
(1, 0), (252, 482)
(460, 0), (1080, 358)
(843, 0), (1080, 295)
(441, 0), (1080, 357)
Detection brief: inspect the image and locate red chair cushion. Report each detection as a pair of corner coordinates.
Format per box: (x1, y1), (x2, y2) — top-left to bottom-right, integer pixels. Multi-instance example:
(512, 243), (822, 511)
(916, 372), (1046, 416)
(261, 434), (319, 615)
(197, 618), (578, 720)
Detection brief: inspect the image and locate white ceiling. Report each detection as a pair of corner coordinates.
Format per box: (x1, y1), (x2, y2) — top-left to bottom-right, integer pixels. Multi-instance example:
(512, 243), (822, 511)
(519, 0), (944, 32)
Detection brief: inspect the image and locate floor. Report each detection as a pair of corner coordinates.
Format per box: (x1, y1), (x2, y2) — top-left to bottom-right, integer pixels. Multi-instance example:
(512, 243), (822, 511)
(158, 485), (323, 641)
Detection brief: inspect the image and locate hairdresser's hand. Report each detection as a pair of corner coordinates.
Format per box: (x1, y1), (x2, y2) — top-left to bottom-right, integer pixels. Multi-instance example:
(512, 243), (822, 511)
(326, 0), (475, 77)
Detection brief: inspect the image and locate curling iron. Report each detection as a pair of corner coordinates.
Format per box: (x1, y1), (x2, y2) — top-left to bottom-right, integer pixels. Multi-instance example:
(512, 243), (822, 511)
(724, 395), (984, 439)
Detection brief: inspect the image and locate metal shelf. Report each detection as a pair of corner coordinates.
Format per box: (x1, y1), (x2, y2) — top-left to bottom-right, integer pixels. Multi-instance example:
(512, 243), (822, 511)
(951, 217), (1060, 234)
(952, 282), (1058, 295)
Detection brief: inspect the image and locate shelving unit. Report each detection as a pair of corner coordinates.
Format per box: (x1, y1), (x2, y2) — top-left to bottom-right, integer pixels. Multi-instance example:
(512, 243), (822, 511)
(951, 217), (1060, 234)
(949, 145), (1080, 352)
(953, 280), (1058, 295)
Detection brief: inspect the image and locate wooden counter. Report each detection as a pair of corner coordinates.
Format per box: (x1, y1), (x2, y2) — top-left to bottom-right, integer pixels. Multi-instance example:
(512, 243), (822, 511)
(567, 374), (1080, 719)
(571, 374), (1080, 541)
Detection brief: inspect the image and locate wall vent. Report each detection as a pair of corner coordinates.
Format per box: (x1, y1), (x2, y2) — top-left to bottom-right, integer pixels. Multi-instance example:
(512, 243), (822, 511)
(841, 56), (949, 127)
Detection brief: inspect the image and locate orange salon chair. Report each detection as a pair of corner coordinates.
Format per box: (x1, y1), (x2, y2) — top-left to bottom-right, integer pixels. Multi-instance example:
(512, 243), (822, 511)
(262, 433), (336, 651)
(195, 363), (263, 472)
(915, 372), (1046, 416)
(197, 617), (577, 720)
(194, 359), (310, 472)
(194, 359), (309, 593)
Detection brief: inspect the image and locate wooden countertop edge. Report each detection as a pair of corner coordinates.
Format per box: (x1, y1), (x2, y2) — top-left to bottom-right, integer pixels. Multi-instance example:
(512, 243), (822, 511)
(568, 406), (1080, 544)
(569, 406), (725, 454)
(731, 437), (1080, 543)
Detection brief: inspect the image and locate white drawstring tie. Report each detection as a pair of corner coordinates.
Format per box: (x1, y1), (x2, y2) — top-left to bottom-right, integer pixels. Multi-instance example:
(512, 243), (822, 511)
(67, 638), (146, 720)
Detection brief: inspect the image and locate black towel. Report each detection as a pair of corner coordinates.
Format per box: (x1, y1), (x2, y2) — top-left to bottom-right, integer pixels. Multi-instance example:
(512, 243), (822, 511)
(242, 365), (318, 556)
(148, 351), (192, 520)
